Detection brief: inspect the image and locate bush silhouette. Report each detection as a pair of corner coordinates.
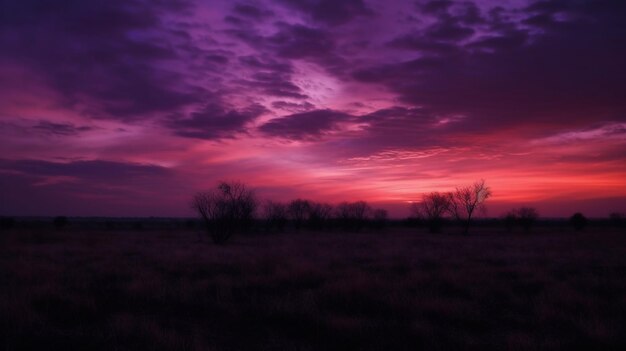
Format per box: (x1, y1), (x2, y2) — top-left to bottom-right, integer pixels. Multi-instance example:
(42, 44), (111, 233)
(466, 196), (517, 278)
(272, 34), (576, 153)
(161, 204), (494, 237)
(53, 216), (68, 230)
(287, 199), (311, 230)
(609, 212), (623, 228)
(411, 192), (451, 233)
(371, 209), (388, 230)
(0, 217), (16, 230)
(516, 207), (539, 233)
(503, 211), (517, 232)
(192, 181), (258, 244)
(335, 201), (371, 231)
(307, 202), (333, 230)
(449, 179), (491, 234)
(264, 200), (288, 232)
(570, 212), (587, 231)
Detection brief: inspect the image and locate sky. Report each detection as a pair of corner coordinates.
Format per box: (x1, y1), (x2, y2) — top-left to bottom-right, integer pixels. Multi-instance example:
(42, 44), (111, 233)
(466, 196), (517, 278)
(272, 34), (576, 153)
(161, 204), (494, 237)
(1, 0), (625, 218)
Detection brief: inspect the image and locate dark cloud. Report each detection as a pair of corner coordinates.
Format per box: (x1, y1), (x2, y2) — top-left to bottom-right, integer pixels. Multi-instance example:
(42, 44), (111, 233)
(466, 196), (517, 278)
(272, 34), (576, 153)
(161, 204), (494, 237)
(246, 72), (308, 99)
(0, 0), (200, 119)
(235, 55), (306, 99)
(0, 159), (169, 182)
(0, 159), (176, 216)
(271, 101), (315, 112)
(33, 121), (94, 136)
(417, 0), (454, 15)
(166, 103), (267, 139)
(355, 0), (626, 131)
(425, 18), (474, 41)
(267, 23), (335, 59)
(233, 3), (273, 21)
(277, 0), (371, 26)
(259, 109), (354, 140)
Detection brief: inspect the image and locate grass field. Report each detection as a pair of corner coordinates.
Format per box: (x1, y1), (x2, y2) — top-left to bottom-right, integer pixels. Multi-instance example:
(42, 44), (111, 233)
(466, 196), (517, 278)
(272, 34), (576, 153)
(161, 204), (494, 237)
(2, 225), (626, 350)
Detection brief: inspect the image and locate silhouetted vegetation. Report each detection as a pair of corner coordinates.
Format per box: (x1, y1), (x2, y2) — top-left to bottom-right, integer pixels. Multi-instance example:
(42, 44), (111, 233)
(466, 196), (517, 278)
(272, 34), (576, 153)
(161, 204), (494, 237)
(449, 179), (492, 234)
(411, 192), (451, 233)
(307, 201), (333, 230)
(503, 211), (517, 232)
(191, 181), (258, 244)
(53, 216), (68, 229)
(263, 200), (288, 232)
(335, 201), (371, 231)
(287, 199), (311, 230)
(371, 208), (389, 230)
(609, 212), (624, 228)
(570, 212), (588, 231)
(0, 217), (16, 230)
(516, 207), (539, 232)
(409, 180), (491, 234)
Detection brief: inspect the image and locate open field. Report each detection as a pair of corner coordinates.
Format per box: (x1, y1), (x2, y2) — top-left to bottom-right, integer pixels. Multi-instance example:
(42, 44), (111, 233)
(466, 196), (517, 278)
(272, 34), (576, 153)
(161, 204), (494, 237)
(2, 225), (626, 350)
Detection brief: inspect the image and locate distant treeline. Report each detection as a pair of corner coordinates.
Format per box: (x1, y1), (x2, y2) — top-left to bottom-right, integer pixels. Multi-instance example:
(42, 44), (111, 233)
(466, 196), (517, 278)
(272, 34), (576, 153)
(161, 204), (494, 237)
(1, 215), (624, 232)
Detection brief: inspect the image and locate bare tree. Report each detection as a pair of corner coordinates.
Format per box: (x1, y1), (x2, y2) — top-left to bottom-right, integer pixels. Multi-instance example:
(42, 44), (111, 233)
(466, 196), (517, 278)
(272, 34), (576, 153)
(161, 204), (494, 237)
(411, 192), (451, 233)
(191, 181), (258, 244)
(372, 208), (388, 230)
(517, 207), (539, 233)
(336, 201), (371, 231)
(449, 179), (492, 234)
(264, 200), (288, 232)
(570, 212), (587, 231)
(288, 199), (311, 230)
(307, 202), (333, 230)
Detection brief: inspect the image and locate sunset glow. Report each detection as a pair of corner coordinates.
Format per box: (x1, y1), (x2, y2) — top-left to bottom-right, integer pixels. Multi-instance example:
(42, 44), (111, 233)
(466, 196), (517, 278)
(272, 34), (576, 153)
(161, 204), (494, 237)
(1, 0), (625, 217)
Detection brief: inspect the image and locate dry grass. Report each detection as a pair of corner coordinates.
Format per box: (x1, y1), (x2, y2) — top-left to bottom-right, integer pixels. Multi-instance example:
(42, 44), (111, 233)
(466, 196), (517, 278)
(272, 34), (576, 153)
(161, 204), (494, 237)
(1, 226), (626, 350)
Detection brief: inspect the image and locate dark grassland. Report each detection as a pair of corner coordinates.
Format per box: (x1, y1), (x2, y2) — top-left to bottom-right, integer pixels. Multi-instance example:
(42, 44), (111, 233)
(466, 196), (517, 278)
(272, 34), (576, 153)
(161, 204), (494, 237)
(2, 225), (626, 350)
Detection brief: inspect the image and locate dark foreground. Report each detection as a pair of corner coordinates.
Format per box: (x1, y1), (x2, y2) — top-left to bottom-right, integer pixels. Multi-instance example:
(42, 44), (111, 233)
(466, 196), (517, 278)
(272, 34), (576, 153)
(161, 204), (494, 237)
(2, 226), (626, 350)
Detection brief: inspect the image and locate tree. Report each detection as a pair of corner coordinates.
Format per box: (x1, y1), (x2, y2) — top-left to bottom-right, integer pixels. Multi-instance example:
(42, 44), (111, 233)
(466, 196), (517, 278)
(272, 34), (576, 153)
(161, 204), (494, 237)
(449, 179), (492, 234)
(517, 207), (539, 233)
(609, 212), (624, 228)
(264, 200), (288, 232)
(503, 210), (517, 232)
(307, 202), (333, 230)
(570, 212), (587, 231)
(53, 216), (68, 230)
(411, 192), (451, 233)
(372, 208), (389, 230)
(287, 199), (311, 230)
(336, 201), (371, 231)
(191, 181), (258, 244)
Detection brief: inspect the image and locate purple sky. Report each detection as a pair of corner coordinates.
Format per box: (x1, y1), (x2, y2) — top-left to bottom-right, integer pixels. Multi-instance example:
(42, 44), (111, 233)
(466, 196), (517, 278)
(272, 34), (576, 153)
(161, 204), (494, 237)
(1, 0), (625, 218)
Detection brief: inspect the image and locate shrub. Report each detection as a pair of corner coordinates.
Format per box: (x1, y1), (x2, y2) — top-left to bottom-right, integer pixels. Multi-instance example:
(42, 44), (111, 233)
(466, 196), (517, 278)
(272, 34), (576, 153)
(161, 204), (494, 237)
(53, 216), (68, 230)
(307, 202), (333, 230)
(336, 201), (371, 231)
(288, 199), (311, 230)
(371, 209), (388, 230)
(0, 217), (16, 230)
(264, 201), (288, 232)
(411, 192), (451, 233)
(191, 181), (258, 244)
(570, 212), (587, 231)
(516, 207), (539, 233)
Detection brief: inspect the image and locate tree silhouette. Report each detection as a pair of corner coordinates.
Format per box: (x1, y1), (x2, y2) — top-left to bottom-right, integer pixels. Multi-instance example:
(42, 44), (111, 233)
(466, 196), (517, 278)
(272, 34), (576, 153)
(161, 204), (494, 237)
(336, 201), (371, 231)
(449, 179), (492, 234)
(191, 181), (258, 244)
(288, 199), (311, 230)
(372, 208), (389, 230)
(412, 192), (451, 233)
(517, 207), (539, 233)
(307, 202), (333, 230)
(264, 200), (288, 232)
(570, 212), (587, 231)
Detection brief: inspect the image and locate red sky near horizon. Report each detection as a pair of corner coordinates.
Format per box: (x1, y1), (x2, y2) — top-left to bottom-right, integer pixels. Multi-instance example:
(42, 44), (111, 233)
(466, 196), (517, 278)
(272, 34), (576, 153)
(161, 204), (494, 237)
(1, 0), (625, 218)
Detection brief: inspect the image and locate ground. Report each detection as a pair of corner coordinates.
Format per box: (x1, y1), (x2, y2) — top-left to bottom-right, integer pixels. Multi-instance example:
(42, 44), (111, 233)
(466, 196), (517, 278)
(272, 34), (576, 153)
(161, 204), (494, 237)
(2, 225), (626, 350)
